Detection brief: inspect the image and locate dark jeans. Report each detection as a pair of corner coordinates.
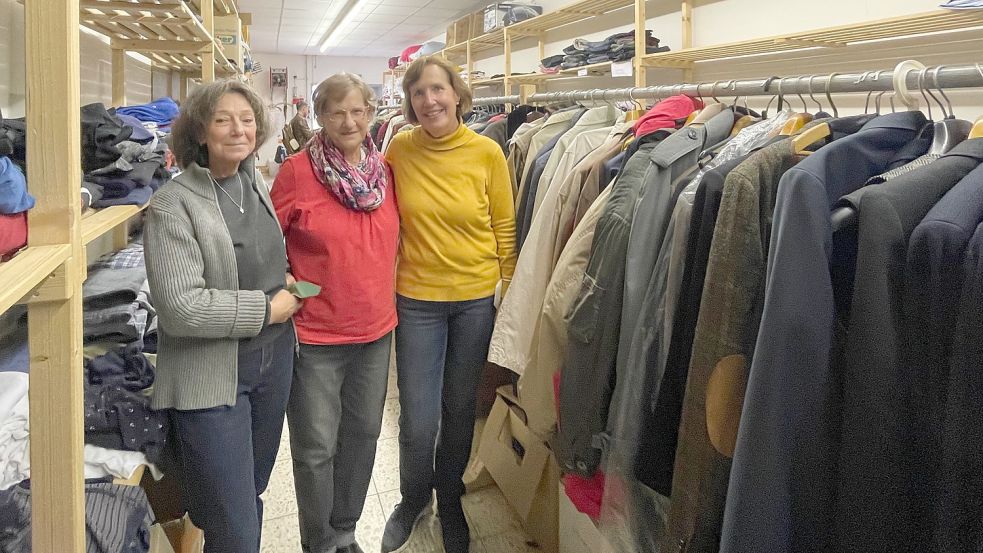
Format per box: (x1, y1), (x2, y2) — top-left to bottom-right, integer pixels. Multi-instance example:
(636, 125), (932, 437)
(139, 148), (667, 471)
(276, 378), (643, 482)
(170, 326), (295, 553)
(394, 295), (496, 509)
(288, 333), (392, 553)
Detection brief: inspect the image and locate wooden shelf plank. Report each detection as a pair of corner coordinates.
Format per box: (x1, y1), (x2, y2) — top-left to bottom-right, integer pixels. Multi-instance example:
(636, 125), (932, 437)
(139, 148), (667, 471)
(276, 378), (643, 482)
(81, 204), (149, 245)
(0, 245), (72, 314)
(641, 9), (983, 67)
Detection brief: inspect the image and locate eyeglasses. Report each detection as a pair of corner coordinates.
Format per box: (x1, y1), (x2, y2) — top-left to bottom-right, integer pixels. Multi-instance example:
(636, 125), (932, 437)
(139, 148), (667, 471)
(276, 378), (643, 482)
(324, 107), (371, 123)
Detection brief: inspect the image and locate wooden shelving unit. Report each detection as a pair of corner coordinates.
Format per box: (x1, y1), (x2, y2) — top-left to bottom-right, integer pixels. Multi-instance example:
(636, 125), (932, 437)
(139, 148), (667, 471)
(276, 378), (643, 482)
(444, 0), (667, 97)
(641, 9), (983, 69)
(79, 0), (250, 105)
(0, 0), (190, 549)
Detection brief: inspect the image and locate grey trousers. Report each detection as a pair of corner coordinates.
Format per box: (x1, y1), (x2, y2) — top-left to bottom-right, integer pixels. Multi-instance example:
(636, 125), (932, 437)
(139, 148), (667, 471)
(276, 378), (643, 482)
(287, 332), (392, 553)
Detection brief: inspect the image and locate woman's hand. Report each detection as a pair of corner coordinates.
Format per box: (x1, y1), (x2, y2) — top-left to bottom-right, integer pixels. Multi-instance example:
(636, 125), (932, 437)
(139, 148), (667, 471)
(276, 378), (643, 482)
(269, 289), (302, 324)
(286, 272), (297, 287)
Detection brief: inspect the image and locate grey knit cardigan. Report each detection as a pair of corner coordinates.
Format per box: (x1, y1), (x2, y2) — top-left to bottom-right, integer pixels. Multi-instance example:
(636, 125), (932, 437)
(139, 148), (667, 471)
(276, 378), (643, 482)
(144, 157), (283, 410)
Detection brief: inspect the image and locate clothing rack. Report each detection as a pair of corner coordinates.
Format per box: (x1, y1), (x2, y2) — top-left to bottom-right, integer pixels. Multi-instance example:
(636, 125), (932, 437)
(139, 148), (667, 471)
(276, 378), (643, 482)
(471, 62), (983, 106)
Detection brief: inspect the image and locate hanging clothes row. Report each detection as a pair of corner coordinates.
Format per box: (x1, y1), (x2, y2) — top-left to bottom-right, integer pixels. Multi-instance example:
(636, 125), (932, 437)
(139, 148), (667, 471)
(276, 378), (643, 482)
(481, 63), (983, 553)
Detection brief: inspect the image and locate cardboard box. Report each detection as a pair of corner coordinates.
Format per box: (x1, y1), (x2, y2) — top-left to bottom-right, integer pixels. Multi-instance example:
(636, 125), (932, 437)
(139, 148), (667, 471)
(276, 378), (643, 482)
(559, 482), (604, 553)
(475, 386), (559, 553)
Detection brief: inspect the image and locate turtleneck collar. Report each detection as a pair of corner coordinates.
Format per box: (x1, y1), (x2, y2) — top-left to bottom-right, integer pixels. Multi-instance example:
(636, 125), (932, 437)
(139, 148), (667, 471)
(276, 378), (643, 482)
(410, 121), (475, 151)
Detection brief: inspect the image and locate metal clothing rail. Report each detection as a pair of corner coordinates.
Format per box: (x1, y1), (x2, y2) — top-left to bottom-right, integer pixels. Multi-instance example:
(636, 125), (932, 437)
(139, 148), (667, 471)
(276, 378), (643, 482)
(471, 63), (983, 106)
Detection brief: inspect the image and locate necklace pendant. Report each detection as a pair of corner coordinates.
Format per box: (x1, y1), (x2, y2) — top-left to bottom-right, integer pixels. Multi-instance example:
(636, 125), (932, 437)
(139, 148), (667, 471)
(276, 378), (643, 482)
(238, 206), (245, 214)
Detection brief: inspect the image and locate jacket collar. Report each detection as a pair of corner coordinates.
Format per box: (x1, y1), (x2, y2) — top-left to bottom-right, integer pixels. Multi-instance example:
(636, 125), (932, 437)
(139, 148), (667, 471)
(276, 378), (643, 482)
(857, 111), (928, 133)
(941, 137), (983, 163)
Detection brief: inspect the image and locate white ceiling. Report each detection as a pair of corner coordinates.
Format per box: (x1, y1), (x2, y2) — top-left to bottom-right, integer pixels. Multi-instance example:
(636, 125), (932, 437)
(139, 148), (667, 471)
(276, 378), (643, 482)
(238, 0), (489, 57)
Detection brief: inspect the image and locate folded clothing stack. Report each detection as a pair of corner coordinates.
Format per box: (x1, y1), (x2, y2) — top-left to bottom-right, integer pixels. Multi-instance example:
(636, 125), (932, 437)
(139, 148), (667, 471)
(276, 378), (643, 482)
(115, 97), (179, 133)
(84, 243), (158, 353)
(84, 344), (167, 464)
(556, 30), (669, 69)
(81, 103), (170, 210)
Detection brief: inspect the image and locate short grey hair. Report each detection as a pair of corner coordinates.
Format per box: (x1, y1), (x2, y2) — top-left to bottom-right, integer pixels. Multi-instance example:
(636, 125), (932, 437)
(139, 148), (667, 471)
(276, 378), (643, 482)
(170, 79), (271, 169)
(312, 73), (377, 122)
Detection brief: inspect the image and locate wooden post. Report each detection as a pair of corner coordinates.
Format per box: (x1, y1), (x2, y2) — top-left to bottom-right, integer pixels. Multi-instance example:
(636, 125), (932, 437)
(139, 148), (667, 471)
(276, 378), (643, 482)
(681, 0), (693, 82)
(26, 0), (86, 550)
(167, 69), (174, 98)
(503, 27), (512, 110)
(634, 0), (646, 88)
(538, 33), (545, 65)
(180, 72), (189, 102)
(519, 84), (537, 106)
(201, 0), (216, 83)
(112, 48), (126, 107)
(466, 39), (473, 86)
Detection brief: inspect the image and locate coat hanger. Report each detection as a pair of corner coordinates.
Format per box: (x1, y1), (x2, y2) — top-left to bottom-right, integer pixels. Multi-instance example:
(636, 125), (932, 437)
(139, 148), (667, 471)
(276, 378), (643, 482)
(730, 81), (756, 136)
(925, 65), (972, 154)
(780, 77), (813, 135)
(791, 75), (832, 155)
(824, 72), (839, 118)
(806, 74), (827, 116)
(626, 88), (644, 122)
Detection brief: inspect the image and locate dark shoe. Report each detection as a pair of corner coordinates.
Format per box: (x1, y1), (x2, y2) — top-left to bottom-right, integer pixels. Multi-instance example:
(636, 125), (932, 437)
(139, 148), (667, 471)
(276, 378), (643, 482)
(381, 501), (429, 553)
(338, 543), (365, 553)
(437, 496), (470, 553)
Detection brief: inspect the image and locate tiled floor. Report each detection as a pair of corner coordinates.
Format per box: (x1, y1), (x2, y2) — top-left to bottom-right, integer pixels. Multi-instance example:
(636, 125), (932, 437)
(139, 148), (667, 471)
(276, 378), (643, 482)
(259, 363), (535, 552)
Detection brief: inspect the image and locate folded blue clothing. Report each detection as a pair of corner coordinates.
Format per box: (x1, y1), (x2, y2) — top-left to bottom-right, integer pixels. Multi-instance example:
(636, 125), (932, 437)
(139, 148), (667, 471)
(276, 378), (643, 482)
(113, 113), (155, 142)
(91, 185), (152, 208)
(0, 157), (33, 214)
(116, 97), (180, 126)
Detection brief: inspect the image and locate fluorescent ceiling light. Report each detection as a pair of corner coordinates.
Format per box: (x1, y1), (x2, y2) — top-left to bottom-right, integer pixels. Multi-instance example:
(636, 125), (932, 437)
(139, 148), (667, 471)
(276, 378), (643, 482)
(318, 0), (371, 52)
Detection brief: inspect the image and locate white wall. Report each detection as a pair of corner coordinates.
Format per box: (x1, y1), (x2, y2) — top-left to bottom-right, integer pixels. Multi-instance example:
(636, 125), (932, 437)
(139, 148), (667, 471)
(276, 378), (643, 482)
(0, 0), (154, 118)
(249, 52), (390, 167)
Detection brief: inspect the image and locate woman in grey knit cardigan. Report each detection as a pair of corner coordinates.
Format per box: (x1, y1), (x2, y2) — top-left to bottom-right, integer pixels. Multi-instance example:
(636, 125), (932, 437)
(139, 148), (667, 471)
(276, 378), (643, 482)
(144, 79), (301, 553)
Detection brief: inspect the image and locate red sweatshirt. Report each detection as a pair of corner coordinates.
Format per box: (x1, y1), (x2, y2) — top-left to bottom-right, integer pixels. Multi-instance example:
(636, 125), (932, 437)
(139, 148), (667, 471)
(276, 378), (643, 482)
(271, 150), (399, 345)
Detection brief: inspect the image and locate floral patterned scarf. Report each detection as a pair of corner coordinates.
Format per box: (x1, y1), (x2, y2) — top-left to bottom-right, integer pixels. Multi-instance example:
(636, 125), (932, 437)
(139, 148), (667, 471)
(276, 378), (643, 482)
(306, 131), (387, 212)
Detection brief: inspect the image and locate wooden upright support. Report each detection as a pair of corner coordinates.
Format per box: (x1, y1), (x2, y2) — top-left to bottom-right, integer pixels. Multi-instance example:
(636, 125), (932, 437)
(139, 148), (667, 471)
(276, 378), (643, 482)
(503, 27), (512, 108)
(112, 48), (126, 107)
(681, 0), (693, 82)
(519, 84), (537, 105)
(634, 0), (646, 88)
(180, 72), (190, 102)
(201, 0), (216, 83)
(466, 39), (474, 86)
(25, 0), (86, 550)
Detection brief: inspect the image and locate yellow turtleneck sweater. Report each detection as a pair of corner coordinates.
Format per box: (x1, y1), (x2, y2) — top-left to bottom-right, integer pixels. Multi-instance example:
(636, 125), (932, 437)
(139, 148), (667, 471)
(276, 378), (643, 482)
(386, 123), (517, 301)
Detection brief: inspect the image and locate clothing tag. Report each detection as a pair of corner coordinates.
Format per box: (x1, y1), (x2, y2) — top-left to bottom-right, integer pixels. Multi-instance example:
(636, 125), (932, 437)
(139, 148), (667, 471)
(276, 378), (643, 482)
(577, 68), (588, 77)
(611, 60), (633, 77)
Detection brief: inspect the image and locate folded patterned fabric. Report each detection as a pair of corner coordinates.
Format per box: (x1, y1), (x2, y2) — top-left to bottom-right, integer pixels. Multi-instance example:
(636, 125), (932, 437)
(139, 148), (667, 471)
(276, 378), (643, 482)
(92, 243), (144, 271)
(587, 53), (612, 64)
(538, 65), (561, 74)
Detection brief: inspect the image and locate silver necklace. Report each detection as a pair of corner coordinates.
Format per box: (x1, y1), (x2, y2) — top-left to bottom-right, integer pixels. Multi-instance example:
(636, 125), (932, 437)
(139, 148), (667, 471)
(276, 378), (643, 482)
(211, 173), (245, 214)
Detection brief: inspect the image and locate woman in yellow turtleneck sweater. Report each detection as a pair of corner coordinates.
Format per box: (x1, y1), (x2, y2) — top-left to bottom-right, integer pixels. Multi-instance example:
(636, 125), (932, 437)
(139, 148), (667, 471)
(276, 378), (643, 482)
(381, 55), (516, 553)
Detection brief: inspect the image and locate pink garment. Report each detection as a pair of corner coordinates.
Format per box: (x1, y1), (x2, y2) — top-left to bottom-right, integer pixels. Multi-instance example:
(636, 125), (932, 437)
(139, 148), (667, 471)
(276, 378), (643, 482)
(0, 211), (27, 261)
(633, 94), (704, 138)
(563, 472), (606, 519)
(399, 45), (422, 63)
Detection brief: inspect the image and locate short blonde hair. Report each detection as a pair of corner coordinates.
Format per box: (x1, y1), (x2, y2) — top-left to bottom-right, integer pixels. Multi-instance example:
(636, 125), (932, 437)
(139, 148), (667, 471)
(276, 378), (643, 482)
(170, 79), (271, 169)
(401, 55), (472, 125)
(312, 73), (377, 121)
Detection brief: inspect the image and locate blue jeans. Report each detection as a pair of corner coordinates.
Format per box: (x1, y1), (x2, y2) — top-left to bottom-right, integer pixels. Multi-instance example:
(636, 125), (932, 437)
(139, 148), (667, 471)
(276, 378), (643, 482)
(170, 326), (295, 553)
(288, 332), (392, 553)
(394, 295), (495, 508)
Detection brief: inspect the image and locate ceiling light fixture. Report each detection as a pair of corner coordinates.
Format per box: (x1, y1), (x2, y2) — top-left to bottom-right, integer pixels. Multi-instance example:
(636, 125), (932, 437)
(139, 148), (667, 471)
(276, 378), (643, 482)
(318, 0), (371, 52)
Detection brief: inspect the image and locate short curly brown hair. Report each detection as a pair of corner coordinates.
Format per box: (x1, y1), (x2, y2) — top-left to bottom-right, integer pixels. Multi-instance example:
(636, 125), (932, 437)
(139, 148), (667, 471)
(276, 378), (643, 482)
(170, 79), (271, 169)
(401, 55), (472, 125)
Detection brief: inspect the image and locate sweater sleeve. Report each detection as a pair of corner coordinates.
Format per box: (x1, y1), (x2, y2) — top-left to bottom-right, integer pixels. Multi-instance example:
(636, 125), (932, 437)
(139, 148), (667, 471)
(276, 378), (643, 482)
(144, 204), (268, 339)
(488, 146), (517, 283)
(270, 156), (300, 240)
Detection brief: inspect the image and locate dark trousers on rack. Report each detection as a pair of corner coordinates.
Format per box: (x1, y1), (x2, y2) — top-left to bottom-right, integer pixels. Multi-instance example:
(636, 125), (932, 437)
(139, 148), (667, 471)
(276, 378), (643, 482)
(170, 326), (295, 553)
(394, 295), (495, 510)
